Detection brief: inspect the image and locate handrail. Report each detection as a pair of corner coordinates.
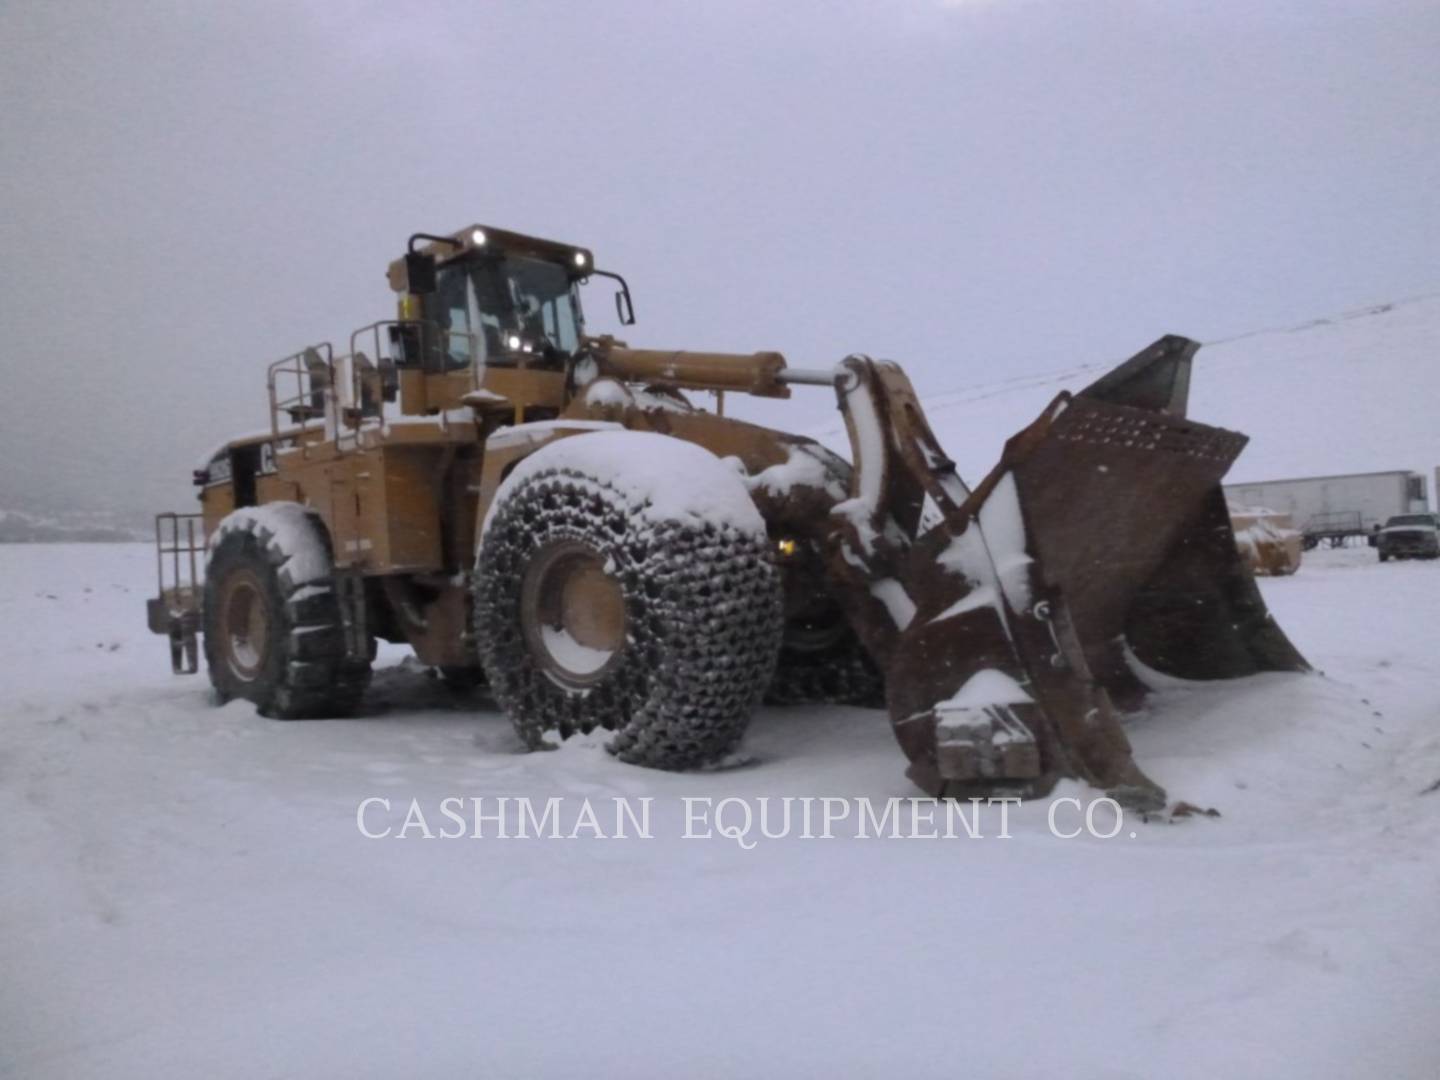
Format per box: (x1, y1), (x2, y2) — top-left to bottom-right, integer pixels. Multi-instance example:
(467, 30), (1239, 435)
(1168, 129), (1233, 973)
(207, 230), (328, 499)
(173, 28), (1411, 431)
(151, 512), (205, 673)
(266, 342), (337, 457)
(347, 319), (479, 437)
(265, 321), (480, 454)
(154, 512), (204, 610)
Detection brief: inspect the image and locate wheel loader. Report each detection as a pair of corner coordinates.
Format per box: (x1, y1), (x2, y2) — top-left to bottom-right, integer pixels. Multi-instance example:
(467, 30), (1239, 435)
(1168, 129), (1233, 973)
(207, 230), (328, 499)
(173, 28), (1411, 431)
(147, 223), (1307, 810)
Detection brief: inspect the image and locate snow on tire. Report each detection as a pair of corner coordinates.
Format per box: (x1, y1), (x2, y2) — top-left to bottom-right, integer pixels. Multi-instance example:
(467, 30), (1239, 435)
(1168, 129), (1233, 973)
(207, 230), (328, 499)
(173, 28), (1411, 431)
(474, 431), (783, 770)
(203, 503), (370, 719)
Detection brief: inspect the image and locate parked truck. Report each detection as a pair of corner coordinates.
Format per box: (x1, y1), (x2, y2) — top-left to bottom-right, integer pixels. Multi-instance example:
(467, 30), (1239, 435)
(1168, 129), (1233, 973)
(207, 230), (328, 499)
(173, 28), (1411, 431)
(1377, 513), (1440, 561)
(1224, 470), (1429, 549)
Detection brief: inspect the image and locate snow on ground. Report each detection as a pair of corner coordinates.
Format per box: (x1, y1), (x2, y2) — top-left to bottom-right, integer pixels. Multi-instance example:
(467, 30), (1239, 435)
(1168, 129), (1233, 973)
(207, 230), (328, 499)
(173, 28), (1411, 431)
(2, 541), (1438, 1078)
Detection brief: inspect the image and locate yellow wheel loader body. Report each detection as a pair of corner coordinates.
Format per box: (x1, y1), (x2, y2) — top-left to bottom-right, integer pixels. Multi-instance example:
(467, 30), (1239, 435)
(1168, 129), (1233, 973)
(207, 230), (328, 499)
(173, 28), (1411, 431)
(147, 224), (1307, 808)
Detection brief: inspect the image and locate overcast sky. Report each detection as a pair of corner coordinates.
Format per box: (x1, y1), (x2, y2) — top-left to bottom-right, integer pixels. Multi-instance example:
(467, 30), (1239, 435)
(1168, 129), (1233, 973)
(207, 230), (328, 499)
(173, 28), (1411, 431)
(2, 0), (1436, 516)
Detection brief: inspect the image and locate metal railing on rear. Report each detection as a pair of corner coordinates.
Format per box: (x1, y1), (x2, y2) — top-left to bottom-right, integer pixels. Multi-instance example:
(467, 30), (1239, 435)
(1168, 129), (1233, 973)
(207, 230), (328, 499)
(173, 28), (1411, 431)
(148, 512), (205, 673)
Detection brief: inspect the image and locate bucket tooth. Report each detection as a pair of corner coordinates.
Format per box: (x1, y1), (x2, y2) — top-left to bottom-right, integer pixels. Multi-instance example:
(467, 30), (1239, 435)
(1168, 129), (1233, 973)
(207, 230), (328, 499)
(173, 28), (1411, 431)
(932, 701), (1042, 782)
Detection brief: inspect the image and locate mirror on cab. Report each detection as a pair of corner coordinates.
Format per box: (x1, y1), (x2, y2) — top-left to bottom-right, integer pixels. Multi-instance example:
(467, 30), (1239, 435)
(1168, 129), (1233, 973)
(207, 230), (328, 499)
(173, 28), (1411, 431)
(586, 268), (636, 327)
(405, 252), (437, 295)
(615, 287), (635, 326)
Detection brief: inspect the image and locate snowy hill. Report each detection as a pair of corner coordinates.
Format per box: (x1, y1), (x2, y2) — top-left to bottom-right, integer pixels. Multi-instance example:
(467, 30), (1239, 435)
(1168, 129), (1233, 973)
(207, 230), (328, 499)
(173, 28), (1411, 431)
(0, 505), (147, 543)
(816, 292), (1440, 490)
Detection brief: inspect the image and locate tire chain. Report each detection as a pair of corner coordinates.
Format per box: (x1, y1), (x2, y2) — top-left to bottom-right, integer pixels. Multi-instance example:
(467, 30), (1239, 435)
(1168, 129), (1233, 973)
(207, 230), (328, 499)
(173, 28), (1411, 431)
(474, 469), (783, 770)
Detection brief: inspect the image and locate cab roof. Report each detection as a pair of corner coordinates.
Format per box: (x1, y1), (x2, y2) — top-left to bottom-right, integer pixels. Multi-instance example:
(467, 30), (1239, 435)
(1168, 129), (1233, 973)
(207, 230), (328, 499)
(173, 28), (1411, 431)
(386, 224), (594, 293)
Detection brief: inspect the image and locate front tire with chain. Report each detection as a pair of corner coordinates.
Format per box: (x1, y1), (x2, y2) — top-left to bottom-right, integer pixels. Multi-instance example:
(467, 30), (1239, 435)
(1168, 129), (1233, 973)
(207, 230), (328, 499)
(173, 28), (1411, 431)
(204, 504), (370, 718)
(474, 432), (783, 770)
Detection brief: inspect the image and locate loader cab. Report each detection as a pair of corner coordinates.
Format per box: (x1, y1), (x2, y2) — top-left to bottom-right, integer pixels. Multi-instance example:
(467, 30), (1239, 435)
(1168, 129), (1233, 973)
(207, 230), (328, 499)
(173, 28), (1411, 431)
(387, 225), (630, 418)
(431, 252), (584, 370)
(392, 226), (595, 373)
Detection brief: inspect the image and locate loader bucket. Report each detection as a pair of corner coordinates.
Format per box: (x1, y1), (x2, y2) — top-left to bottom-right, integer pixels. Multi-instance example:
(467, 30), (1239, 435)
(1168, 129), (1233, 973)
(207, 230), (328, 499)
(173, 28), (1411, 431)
(834, 336), (1308, 810)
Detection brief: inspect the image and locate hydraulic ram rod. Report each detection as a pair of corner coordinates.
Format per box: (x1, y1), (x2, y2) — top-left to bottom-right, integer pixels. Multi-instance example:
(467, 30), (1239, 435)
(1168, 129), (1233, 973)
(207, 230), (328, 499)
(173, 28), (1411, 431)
(595, 337), (836, 396)
(774, 367), (837, 387)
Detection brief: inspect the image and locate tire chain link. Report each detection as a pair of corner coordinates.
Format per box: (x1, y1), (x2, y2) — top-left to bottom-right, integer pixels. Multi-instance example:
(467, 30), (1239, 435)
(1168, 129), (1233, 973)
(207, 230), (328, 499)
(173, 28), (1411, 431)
(474, 468), (783, 769)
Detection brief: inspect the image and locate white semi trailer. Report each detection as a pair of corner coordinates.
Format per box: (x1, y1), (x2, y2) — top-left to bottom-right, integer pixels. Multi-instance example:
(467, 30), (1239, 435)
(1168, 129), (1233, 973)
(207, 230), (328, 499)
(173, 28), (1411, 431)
(1224, 470), (1429, 546)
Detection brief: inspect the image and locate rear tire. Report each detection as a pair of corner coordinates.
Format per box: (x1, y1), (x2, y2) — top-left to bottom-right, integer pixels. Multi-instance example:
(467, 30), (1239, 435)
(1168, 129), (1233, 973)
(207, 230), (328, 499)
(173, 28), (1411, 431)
(204, 505), (370, 718)
(767, 626), (884, 707)
(474, 433), (782, 770)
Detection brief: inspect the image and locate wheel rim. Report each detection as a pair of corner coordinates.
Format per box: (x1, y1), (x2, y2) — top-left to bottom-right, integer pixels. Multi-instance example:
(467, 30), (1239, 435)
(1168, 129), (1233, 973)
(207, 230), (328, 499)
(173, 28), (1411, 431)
(781, 609), (849, 654)
(520, 539), (626, 689)
(220, 570), (270, 682)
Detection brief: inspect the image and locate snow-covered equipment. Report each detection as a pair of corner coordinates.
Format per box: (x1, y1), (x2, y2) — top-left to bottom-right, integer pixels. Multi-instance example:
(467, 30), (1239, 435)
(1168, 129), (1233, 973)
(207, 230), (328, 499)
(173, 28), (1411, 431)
(1230, 505), (1303, 576)
(147, 224), (1308, 810)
